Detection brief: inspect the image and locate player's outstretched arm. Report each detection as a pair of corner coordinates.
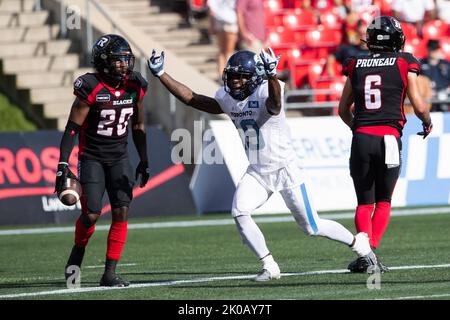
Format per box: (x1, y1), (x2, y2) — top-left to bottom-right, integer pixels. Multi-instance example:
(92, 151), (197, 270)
(132, 98), (150, 188)
(260, 48), (282, 115)
(148, 50), (223, 114)
(338, 78), (354, 129)
(55, 98), (89, 194)
(406, 72), (433, 139)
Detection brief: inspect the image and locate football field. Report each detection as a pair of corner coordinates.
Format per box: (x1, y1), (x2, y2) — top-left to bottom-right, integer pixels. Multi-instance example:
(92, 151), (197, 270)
(1, 207), (450, 300)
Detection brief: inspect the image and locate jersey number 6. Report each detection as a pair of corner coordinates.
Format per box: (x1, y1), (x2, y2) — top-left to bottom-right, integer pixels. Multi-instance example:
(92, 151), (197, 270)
(364, 75), (382, 110)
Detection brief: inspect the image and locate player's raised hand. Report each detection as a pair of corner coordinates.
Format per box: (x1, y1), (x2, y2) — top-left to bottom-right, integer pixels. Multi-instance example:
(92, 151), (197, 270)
(259, 47), (280, 77)
(135, 161), (150, 188)
(147, 49), (165, 77)
(417, 122), (433, 139)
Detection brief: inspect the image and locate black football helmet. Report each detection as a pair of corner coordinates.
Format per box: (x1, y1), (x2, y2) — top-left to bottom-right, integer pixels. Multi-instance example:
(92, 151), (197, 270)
(91, 34), (135, 83)
(366, 16), (405, 52)
(222, 50), (265, 101)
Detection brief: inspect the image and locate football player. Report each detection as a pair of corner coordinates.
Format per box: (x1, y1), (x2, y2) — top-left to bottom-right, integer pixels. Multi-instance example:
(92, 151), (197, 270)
(148, 48), (378, 281)
(55, 34), (150, 287)
(338, 16), (433, 273)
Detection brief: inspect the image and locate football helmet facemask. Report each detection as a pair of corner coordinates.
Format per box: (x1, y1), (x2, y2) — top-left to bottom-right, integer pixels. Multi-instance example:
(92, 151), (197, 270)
(366, 16), (405, 53)
(222, 50), (265, 101)
(92, 34), (135, 83)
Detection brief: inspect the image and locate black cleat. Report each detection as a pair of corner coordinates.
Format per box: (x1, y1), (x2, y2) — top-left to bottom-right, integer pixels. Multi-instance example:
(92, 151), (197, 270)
(99, 273), (130, 287)
(348, 254), (379, 274)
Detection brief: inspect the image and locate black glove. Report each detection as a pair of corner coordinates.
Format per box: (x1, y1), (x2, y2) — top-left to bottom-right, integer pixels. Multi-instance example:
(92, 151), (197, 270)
(54, 162), (76, 194)
(135, 161), (150, 188)
(417, 122), (433, 139)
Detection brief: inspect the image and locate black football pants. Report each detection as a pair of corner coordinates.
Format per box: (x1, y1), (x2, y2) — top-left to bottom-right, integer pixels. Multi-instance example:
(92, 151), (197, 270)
(350, 132), (402, 205)
(78, 158), (134, 214)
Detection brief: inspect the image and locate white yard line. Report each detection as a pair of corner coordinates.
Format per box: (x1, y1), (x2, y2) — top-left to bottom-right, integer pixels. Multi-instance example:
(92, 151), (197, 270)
(1, 263), (449, 299)
(1, 207), (449, 236)
(392, 293), (450, 300)
(84, 263), (137, 269)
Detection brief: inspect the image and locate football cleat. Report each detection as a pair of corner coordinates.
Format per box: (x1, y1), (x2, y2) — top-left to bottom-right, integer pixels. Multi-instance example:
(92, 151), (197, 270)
(347, 252), (379, 274)
(254, 263), (281, 282)
(99, 273), (130, 287)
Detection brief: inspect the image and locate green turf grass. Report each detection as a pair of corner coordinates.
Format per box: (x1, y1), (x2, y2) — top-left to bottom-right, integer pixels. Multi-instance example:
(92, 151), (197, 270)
(0, 212), (449, 300)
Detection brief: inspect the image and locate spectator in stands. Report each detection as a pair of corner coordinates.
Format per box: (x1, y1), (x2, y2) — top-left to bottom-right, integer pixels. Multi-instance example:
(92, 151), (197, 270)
(421, 39), (450, 111)
(435, 0), (450, 24)
(236, 0), (266, 53)
(326, 19), (369, 77)
(208, 0), (238, 81)
(392, 0), (436, 36)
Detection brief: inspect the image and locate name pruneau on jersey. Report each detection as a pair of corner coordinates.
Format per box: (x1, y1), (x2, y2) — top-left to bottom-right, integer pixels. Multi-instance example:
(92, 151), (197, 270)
(355, 57), (397, 68)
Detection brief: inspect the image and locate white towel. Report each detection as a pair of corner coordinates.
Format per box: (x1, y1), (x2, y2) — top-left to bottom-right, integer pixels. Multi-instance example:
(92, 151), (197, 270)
(384, 135), (399, 169)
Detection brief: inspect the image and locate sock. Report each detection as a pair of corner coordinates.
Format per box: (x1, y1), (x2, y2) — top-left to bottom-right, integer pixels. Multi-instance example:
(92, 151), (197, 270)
(371, 202), (391, 248)
(234, 215), (270, 259)
(74, 215), (95, 247)
(104, 259), (118, 275)
(106, 221), (128, 261)
(261, 254), (275, 268)
(354, 204), (375, 240)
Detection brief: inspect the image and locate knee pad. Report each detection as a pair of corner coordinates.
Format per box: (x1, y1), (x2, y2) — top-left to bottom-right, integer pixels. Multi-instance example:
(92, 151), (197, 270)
(80, 213), (99, 228)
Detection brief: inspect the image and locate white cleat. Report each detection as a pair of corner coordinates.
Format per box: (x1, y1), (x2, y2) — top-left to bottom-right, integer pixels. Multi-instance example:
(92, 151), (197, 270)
(254, 263), (281, 282)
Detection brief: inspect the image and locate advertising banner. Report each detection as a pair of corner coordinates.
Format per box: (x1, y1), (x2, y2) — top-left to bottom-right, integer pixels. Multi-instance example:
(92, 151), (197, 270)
(191, 113), (450, 214)
(0, 127), (195, 225)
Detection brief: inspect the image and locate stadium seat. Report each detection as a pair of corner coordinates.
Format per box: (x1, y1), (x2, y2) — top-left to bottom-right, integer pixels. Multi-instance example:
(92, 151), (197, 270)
(440, 37), (450, 61)
(281, 9), (317, 30)
(266, 26), (306, 46)
(401, 22), (418, 41)
(264, 0), (284, 12)
(320, 10), (342, 30)
(404, 38), (427, 59)
(421, 20), (450, 40)
(189, 0), (207, 11)
(305, 26), (342, 59)
(290, 58), (325, 88)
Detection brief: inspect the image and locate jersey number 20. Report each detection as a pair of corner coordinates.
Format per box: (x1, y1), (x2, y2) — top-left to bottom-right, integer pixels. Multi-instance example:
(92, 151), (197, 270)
(364, 75), (382, 110)
(97, 107), (134, 136)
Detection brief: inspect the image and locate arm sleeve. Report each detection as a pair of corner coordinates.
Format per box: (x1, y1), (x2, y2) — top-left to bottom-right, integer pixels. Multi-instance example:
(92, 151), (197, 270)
(404, 53), (422, 75)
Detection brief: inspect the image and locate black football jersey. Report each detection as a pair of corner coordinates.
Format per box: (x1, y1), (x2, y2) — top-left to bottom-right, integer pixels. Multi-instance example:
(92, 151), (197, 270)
(73, 71), (148, 162)
(343, 52), (421, 132)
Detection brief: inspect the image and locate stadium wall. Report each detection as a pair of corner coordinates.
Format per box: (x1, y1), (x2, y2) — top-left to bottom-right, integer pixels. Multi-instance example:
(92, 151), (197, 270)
(0, 127), (196, 226)
(191, 112), (450, 214)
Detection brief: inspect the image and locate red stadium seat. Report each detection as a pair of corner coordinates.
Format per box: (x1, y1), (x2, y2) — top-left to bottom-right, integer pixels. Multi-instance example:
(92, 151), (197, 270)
(290, 58), (324, 88)
(320, 10), (342, 30)
(266, 26), (306, 46)
(271, 46), (301, 71)
(189, 0), (207, 11)
(282, 9), (317, 30)
(400, 22), (418, 41)
(264, 0), (284, 12)
(440, 38), (450, 61)
(305, 27), (342, 48)
(404, 38), (427, 59)
(422, 20), (450, 40)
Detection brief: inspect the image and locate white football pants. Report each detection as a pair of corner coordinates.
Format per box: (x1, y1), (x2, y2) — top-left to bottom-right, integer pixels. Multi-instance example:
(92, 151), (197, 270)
(232, 170), (354, 259)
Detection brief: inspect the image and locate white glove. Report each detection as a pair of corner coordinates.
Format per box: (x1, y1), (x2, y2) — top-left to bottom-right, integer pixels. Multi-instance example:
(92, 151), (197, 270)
(147, 49), (165, 77)
(259, 47), (280, 77)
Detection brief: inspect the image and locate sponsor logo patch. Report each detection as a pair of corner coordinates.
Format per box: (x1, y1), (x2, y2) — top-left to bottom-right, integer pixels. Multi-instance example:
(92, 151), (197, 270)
(96, 94), (111, 102)
(248, 101), (259, 108)
(74, 78), (83, 89)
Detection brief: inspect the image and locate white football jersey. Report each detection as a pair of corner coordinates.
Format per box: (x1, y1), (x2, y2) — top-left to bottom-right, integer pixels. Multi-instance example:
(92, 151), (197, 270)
(214, 80), (296, 174)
